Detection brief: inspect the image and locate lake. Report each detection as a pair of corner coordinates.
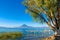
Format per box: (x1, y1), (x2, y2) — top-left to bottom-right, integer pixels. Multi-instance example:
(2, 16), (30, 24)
(0, 27), (54, 40)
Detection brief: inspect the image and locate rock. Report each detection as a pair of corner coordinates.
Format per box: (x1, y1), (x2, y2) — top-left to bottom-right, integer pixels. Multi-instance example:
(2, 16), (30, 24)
(44, 35), (55, 40)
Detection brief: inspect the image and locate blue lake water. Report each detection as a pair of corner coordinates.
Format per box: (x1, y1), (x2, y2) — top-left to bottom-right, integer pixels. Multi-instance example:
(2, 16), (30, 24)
(0, 27), (54, 40)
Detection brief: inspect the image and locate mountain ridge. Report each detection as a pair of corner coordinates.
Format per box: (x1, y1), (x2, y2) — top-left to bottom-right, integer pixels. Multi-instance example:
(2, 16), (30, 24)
(0, 24), (49, 29)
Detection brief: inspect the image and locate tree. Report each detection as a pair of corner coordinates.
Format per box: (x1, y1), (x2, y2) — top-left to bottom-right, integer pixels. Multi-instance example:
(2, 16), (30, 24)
(23, 0), (60, 39)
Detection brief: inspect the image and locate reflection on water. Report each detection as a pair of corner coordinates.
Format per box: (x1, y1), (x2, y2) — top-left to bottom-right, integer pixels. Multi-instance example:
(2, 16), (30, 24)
(0, 27), (54, 40)
(20, 29), (54, 40)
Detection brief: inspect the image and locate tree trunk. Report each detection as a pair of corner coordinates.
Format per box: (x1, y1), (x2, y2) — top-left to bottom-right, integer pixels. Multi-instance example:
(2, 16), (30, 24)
(54, 28), (60, 40)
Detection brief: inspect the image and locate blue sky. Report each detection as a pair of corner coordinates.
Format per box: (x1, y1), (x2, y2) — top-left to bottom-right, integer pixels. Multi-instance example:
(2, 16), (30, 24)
(0, 0), (48, 27)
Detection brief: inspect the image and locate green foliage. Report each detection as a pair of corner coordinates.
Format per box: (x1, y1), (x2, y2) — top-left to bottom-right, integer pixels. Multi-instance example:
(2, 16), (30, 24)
(0, 32), (23, 40)
(23, 0), (59, 23)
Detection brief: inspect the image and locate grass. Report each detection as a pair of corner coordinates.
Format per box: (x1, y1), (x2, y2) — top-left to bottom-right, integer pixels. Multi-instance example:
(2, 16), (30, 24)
(0, 32), (23, 40)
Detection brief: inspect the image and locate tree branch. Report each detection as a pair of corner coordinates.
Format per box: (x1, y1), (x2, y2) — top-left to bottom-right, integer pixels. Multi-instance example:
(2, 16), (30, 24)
(25, 6), (55, 31)
(24, 1), (56, 31)
(50, 11), (56, 27)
